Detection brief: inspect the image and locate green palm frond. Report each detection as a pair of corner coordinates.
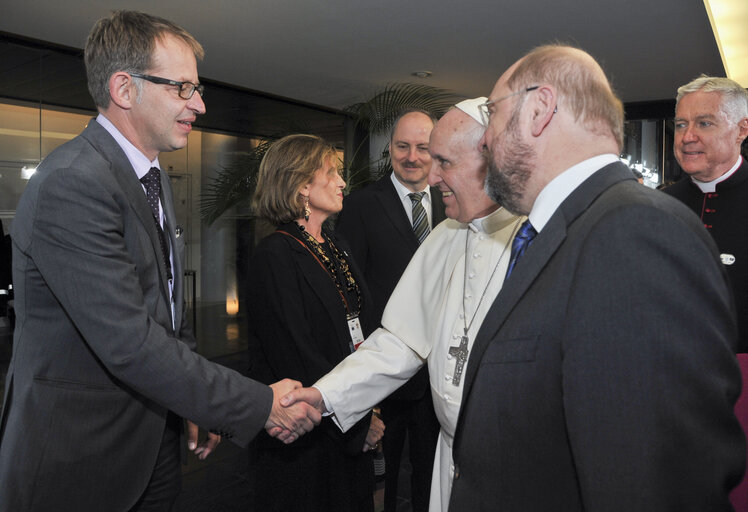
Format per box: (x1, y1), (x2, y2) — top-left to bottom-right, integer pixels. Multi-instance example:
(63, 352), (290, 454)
(199, 139), (273, 224)
(345, 82), (462, 135)
(343, 152), (392, 193)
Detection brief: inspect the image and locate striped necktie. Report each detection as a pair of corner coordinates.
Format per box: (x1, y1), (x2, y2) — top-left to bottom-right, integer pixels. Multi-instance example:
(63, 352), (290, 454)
(409, 191), (430, 244)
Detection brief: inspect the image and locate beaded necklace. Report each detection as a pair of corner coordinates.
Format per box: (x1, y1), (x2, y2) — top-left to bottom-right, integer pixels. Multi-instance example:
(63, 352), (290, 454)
(294, 222), (362, 316)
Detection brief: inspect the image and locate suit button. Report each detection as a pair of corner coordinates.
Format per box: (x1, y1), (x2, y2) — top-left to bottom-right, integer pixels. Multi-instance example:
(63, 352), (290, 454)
(454, 465), (460, 479)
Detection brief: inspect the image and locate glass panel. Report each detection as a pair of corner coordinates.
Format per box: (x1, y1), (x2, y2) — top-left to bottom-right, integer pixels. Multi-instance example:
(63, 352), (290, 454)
(622, 119), (663, 188)
(0, 103), (91, 212)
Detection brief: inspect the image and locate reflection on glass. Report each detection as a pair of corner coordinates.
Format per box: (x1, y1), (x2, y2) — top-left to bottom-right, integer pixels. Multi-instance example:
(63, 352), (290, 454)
(622, 119), (662, 189)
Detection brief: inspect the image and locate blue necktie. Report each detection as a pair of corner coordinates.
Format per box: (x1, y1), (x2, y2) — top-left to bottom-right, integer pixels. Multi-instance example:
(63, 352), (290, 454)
(506, 220), (537, 278)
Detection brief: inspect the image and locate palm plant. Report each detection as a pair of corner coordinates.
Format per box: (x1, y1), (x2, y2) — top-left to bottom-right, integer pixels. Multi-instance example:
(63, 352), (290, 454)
(344, 82), (461, 136)
(200, 82), (462, 224)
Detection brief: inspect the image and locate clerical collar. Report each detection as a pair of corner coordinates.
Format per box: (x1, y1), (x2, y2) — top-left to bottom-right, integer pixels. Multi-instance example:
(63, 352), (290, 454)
(690, 156), (743, 193)
(467, 207), (518, 234)
(529, 154), (619, 232)
(96, 113), (160, 179)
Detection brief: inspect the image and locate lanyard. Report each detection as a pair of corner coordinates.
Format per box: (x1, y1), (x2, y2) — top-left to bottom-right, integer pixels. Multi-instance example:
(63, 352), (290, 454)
(277, 230), (352, 314)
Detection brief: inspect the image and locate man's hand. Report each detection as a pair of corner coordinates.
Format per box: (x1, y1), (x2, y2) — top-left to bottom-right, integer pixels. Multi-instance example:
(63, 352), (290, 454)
(265, 379), (322, 444)
(363, 413), (385, 452)
(279, 386), (326, 413)
(186, 421), (221, 460)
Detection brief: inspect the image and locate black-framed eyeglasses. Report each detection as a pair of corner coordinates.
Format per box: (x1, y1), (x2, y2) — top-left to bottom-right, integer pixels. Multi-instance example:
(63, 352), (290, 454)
(478, 85), (539, 125)
(130, 73), (204, 100)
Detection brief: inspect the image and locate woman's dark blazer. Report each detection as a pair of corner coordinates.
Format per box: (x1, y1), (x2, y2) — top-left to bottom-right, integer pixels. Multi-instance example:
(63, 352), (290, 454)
(245, 221), (376, 511)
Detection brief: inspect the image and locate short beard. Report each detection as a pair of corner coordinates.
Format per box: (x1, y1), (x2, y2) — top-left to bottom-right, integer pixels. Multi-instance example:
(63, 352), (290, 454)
(484, 109), (536, 215)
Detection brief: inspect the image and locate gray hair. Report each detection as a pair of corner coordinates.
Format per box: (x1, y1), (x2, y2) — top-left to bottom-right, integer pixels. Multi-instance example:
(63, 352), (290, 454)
(676, 75), (748, 123)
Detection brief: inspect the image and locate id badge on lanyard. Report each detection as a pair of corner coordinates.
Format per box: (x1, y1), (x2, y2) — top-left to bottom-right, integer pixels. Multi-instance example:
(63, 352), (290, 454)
(347, 314), (365, 352)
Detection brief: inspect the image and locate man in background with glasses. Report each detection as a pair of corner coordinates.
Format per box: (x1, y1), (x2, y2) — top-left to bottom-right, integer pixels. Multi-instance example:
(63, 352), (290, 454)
(0, 10), (319, 512)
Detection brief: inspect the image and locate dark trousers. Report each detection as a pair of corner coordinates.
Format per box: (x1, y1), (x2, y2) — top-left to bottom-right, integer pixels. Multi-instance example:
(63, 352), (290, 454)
(381, 393), (439, 512)
(130, 412), (182, 512)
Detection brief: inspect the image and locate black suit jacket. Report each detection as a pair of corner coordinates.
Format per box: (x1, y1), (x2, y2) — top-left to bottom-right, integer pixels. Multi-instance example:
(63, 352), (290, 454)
(336, 175), (446, 400)
(0, 119), (272, 511)
(245, 223), (375, 507)
(450, 163), (744, 511)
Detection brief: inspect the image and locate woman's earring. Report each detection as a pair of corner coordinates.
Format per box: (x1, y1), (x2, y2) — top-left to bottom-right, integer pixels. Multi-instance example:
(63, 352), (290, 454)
(304, 196), (310, 221)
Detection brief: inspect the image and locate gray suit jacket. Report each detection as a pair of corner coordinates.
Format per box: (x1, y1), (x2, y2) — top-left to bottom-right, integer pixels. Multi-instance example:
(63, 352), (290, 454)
(0, 119), (272, 511)
(450, 162), (745, 511)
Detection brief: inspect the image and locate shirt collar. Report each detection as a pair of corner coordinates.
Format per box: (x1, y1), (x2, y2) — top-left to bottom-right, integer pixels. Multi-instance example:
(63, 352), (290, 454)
(529, 154), (620, 232)
(97, 113), (160, 179)
(390, 172), (431, 201)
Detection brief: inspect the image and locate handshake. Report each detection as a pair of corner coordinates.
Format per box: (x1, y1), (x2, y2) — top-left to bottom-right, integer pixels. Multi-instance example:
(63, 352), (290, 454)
(263, 379), (384, 451)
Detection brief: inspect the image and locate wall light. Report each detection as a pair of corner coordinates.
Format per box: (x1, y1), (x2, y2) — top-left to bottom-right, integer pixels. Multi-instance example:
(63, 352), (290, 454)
(411, 71), (433, 79)
(226, 296), (239, 316)
(703, 0), (748, 87)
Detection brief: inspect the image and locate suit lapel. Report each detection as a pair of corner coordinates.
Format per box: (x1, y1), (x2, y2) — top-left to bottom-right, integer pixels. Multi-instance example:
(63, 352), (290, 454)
(374, 178), (420, 251)
(282, 230), (353, 354)
(81, 120), (173, 305)
(161, 172), (182, 330)
(460, 214), (567, 403)
(461, 162), (635, 402)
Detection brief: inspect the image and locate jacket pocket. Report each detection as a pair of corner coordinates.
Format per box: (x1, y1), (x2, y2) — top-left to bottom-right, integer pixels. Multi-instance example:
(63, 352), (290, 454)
(33, 376), (120, 392)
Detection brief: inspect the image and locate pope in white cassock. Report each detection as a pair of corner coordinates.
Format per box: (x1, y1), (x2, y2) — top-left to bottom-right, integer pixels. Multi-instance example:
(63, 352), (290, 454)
(282, 98), (524, 511)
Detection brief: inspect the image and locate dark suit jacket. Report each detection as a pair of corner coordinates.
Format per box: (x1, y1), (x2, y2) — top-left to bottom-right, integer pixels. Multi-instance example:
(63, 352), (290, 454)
(336, 175), (446, 400)
(0, 220), (10, 290)
(0, 119), (272, 511)
(245, 223), (375, 509)
(664, 159), (748, 353)
(450, 162), (745, 511)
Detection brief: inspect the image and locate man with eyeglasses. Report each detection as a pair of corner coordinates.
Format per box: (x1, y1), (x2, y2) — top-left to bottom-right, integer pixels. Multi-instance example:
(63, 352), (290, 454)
(0, 10), (320, 512)
(445, 44), (742, 510)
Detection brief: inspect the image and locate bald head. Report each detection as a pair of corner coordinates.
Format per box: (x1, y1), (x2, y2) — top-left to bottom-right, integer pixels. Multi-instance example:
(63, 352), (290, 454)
(506, 45), (624, 150)
(479, 45), (623, 215)
(389, 111), (435, 192)
(428, 108), (498, 223)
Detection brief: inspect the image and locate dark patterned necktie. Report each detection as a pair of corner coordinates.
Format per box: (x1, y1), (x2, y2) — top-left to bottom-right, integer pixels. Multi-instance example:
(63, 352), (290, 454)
(409, 192), (430, 244)
(140, 168), (172, 280)
(505, 220), (537, 278)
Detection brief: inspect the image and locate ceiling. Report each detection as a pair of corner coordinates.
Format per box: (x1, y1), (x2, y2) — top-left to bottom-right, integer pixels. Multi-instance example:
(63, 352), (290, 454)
(0, 0), (724, 111)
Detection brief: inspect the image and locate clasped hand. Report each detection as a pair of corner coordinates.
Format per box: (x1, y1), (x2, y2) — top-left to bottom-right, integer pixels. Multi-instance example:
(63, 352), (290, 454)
(268, 385), (385, 451)
(264, 379), (323, 443)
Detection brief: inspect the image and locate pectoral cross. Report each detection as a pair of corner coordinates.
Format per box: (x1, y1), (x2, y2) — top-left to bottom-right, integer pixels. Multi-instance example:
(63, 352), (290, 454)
(448, 331), (470, 386)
